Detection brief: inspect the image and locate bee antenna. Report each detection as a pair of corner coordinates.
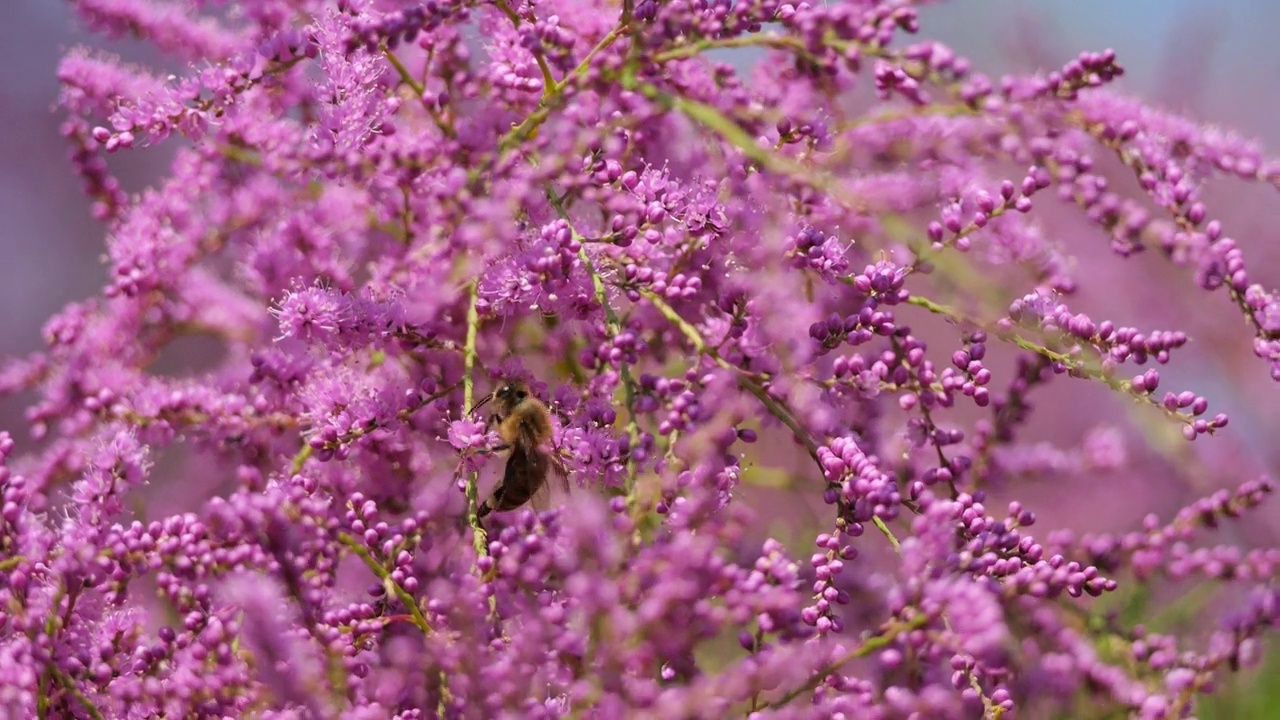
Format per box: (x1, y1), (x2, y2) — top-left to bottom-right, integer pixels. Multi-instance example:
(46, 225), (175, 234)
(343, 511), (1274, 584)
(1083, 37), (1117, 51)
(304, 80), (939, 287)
(468, 391), (495, 415)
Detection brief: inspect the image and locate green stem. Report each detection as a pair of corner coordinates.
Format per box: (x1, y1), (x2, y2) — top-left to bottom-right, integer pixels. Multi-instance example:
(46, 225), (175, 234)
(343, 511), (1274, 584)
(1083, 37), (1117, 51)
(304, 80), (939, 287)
(652, 33), (813, 63)
(462, 282), (488, 561)
(338, 533), (432, 634)
(544, 191), (643, 498)
(497, 23), (631, 153)
(872, 517), (901, 551)
(639, 84), (867, 215)
(289, 445), (312, 475)
(639, 289), (819, 463)
(766, 615), (927, 709)
(384, 48), (455, 137)
(383, 48), (424, 96)
(49, 667), (105, 720)
(905, 294), (1205, 431)
(640, 289), (913, 549)
(491, 0), (558, 92)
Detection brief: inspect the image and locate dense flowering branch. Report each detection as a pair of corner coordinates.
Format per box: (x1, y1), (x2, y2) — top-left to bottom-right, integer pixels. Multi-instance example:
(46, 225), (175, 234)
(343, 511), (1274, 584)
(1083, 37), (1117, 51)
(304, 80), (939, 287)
(0, 0), (1277, 717)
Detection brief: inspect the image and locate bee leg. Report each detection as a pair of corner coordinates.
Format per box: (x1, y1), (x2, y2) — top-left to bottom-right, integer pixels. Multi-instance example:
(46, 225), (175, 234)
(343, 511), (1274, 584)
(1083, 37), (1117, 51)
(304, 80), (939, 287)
(478, 492), (505, 519)
(466, 443), (510, 458)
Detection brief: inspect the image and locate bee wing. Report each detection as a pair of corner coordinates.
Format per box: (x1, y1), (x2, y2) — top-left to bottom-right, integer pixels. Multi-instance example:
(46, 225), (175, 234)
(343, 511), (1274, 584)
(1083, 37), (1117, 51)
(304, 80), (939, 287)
(525, 415), (570, 494)
(551, 450), (570, 494)
(486, 443), (549, 514)
(529, 479), (552, 511)
(529, 452), (570, 511)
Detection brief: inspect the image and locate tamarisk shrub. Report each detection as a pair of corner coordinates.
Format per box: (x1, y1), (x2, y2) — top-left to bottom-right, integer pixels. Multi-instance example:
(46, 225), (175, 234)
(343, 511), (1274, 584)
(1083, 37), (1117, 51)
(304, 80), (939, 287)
(1, 0), (1277, 718)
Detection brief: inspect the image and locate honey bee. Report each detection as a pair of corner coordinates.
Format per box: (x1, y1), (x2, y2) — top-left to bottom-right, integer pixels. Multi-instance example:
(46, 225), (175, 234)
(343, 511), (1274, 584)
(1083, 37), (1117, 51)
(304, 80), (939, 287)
(471, 379), (568, 517)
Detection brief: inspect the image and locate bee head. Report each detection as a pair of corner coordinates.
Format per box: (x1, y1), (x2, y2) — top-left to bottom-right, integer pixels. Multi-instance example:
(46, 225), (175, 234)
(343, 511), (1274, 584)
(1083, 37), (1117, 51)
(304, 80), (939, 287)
(496, 380), (531, 409)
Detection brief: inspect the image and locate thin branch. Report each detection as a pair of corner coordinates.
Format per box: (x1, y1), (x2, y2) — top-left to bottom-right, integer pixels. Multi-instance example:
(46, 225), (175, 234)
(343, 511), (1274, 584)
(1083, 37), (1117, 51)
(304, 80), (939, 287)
(765, 615), (928, 709)
(462, 282), (488, 561)
(338, 533), (432, 634)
